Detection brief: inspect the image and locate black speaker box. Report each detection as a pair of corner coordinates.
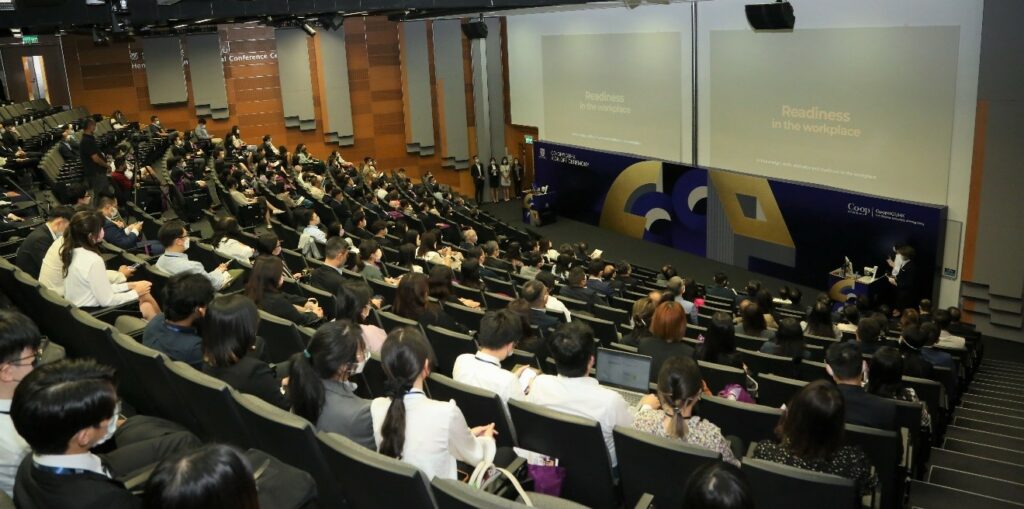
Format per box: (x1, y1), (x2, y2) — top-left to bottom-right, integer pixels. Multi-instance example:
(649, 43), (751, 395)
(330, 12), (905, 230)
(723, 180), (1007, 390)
(461, 21), (488, 40)
(745, 2), (795, 30)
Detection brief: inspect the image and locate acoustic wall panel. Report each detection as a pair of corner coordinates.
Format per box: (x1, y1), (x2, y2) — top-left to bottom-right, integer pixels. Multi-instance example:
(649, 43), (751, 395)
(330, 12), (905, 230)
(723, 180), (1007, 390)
(401, 21), (435, 155)
(143, 37), (188, 105)
(186, 33), (229, 119)
(432, 19), (469, 168)
(275, 28), (316, 131)
(319, 27), (355, 146)
(485, 17), (506, 160)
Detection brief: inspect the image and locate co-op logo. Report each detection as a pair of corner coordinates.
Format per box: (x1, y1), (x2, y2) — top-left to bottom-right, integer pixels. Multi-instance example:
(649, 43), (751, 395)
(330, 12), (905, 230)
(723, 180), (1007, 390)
(847, 203), (872, 217)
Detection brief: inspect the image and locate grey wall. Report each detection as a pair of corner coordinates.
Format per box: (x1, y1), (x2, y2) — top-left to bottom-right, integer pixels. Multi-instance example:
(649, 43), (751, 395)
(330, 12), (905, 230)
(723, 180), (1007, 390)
(401, 21), (435, 156)
(962, 0), (1024, 341)
(432, 19), (470, 169)
(143, 37), (188, 105)
(186, 33), (229, 119)
(485, 17), (506, 162)
(320, 27), (355, 146)
(275, 28), (316, 131)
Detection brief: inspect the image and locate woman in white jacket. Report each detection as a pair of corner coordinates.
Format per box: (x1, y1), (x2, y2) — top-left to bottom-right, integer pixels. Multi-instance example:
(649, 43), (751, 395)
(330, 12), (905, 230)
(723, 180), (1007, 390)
(370, 327), (496, 479)
(61, 210), (160, 319)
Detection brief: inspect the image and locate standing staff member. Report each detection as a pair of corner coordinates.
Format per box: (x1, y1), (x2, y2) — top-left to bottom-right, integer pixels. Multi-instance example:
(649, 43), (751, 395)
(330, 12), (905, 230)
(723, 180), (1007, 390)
(79, 118), (109, 199)
(470, 155), (484, 204)
(887, 245), (918, 314)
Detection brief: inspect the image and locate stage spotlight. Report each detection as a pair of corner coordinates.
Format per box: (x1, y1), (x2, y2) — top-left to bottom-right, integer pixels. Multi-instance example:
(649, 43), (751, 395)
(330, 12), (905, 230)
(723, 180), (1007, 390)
(745, 1), (795, 30)
(300, 22), (316, 36)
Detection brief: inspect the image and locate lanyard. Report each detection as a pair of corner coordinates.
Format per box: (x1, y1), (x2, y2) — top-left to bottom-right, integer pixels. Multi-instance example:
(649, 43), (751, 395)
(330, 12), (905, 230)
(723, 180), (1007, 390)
(474, 356), (500, 367)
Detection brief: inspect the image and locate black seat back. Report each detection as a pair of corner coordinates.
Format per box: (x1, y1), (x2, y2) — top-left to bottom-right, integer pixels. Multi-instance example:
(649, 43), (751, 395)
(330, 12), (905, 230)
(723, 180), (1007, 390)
(697, 360), (747, 393)
(756, 373), (807, 408)
(613, 426), (719, 509)
(318, 431), (437, 509)
(256, 310), (309, 364)
(695, 395), (781, 446)
(507, 399), (618, 509)
(742, 458), (858, 509)
(427, 373), (516, 448)
(163, 360), (255, 448)
(424, 326), (477, 377)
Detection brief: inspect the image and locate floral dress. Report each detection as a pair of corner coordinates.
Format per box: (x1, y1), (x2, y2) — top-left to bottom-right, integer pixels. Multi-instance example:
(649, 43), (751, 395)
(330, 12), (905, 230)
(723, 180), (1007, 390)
(632, 405), (740, 466)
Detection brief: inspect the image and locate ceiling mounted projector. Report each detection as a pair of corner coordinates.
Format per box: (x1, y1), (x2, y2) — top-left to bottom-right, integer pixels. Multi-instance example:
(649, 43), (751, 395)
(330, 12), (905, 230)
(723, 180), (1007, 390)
(745, 1), (795, 30)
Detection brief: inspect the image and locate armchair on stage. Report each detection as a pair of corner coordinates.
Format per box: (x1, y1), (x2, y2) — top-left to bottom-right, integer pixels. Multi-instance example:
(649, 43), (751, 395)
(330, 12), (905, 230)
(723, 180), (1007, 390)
(828, 258), (887, 304)
(522, 189), (557, 227)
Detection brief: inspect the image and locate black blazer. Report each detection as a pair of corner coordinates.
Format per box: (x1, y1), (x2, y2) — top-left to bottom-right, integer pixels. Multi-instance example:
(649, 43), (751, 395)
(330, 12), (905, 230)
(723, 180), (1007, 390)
(15, 224), (55, 277)
(529, 308), (561, 336)
(203, 354), (289, 409)
(259, 291), (320, 327)
(558, 285), (607, 309)
(893, 261), (918, 310)
(836, 384), (897, 430)
(308, 265), (346, 296)
(414, 305), (469, 335)
(14, 456), (141, 509)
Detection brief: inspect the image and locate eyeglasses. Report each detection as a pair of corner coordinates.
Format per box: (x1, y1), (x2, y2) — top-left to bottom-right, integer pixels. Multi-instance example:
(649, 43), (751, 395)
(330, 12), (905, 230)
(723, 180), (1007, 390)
(8, 337), (46, 368)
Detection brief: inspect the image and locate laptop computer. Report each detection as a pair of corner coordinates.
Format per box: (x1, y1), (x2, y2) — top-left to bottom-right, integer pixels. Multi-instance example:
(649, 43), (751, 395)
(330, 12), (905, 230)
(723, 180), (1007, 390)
(596, 348), (652, 406)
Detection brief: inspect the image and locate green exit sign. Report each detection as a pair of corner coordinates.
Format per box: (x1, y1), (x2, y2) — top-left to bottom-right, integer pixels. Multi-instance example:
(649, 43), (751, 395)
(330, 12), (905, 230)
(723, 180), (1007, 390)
(524, 135), (534, 144)
(22, 35), (39, 45)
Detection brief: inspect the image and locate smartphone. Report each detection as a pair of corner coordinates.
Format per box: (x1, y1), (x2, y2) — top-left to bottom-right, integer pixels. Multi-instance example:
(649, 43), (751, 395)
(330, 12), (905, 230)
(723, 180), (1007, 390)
(129, 262), (143, 270)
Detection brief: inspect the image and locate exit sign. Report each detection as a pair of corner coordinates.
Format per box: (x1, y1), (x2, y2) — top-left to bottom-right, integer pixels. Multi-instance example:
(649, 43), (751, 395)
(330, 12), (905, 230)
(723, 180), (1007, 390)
(22, 35), (39, 45)
(524, 135), (534, 144)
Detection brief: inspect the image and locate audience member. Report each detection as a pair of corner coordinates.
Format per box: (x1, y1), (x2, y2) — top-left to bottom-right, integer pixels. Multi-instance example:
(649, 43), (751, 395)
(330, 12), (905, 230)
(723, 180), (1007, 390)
(393, 273), (467, 333)
(736, 302), (772, 339)
(0, 311), (44, 497)
(634, 357), (739, 466)
(854, 317), (883, 355)
(245, 256), (322, 326)
(534, 271), (572, 321)
(308, 237), (350, 296)
(211, 216), (255, 263)
(585, 259), (614, 297)
(453, 309), (535, 403)
(334, 280), (388, 355)
(805, 301), (840, 339)
(559, 266), (606, 310)
(759, 318), (810, 360)
(621, 297), (656, 347)
(15, 205), (73, 278)
(918, 322), (954, 370)
(142, 444), (258, 509)
(825, 342), (897, 430)
(142, 273), (214, 369)
(155, 221), (232, 291)
(899, 325), (935, 379)
(752, 380), (877, 494)
(932, 309), (966, 350)
(202, 295), (289, 409)
(521, 280), (560, 336)
(371, 327), (498, 479)
(681, 462), (753, 509)
(289, 320), (374, 449)
(695, 312), (744, 369)
(666, 276), (700, 323)
(868, 346), (932, 430)
(638, 301), (695, 382)
(525, 322), (631, 467)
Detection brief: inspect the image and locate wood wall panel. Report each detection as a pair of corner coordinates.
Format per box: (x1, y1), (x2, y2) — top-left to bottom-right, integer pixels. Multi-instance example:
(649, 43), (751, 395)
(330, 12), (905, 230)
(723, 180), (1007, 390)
(63, 17), (484, 192)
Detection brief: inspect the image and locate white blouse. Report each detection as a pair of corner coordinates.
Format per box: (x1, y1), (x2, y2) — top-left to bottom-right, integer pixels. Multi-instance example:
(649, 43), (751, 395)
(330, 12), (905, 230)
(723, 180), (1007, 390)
(64, 248), (138, 308)
(370, 391), (495, 480)
(216, 238), (255, 262)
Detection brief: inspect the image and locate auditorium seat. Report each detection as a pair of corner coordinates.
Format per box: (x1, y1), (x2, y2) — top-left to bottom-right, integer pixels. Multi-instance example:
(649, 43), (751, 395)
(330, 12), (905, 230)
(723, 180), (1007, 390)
(426, 373), (517, 448)
(483, 276), (518, 297)
(928, 465), (1024, 503)
(318, 431), (437, 509)
(483, 291), (513, 310)
(111, 332), (199, 433)
(844, 423), (901, 509)
(442, 301), (485, 332)
(424, 325), (478, 377)
(507, 399), (619, 509)
(232, 392), (344, 507)
(737, 348), (801, 379)
(929, 447), (1024, 485)
(367, 278), (398, 308)
(376, 309), (426, 335)
(735, 333), (768, 351)
(163, 360), (255, 449)
(697, 360), (747, 393)
(696, 395), (781, 446)
(572, 313), (619, 347)
(741, 458), (859, 509)
(432, 477), (588, 509)
(299, 282), (336, 321)
(354, 356), (390, 398)
(257, 310), (315, 364)
(755, 373), (806, 408)
(612, 426), (720, 509)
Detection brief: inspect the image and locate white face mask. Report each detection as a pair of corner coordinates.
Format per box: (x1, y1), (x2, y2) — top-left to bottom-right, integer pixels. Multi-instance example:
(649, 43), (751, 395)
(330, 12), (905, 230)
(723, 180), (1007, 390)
(183, 237), (191, 250)
(352, 357), (367, 375)
(94, 403), (121, 447)
(124, 170), (134, 180)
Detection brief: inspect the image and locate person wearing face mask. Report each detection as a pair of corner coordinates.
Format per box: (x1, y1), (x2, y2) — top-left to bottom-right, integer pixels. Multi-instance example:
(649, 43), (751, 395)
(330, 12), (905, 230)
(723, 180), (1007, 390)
(97, 195), (164, 255)
(148, 115), (168, 138)
(141, 274), (215, 370)
(15, 205), (74, 278)
(155, 220), (232, 291)
(0, 311), (47, 497)
(452, 309), (538, 405)
(288, 320), (375, 449)
(62, 211), (160, 320)
(334, 280), (387, 355)
(58, 129), (78, 160)
(11, 358), (200, 508)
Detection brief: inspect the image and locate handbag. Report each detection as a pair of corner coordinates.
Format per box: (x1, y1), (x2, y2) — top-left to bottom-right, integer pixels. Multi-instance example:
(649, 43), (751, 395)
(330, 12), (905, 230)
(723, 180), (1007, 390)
(469, 460), (533, 506)
(526, 463), (566, 497)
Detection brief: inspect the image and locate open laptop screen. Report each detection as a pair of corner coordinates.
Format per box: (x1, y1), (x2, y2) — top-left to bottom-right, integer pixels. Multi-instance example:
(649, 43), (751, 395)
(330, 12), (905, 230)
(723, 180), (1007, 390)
(596, 348), (651, 393)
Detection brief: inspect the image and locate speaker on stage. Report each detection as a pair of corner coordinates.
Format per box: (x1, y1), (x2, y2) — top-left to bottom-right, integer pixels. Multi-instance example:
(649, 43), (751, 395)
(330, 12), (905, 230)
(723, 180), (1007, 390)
(461, 21), (488, 40)
(745, 1), (795, 30)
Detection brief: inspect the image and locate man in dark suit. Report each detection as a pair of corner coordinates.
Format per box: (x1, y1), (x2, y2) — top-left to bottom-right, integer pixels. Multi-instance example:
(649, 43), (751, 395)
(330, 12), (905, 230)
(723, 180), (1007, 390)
(559, 267), (606, 311)
(887, 245), (918, 312)
(58, 130), (78, 160)
(308, 237), (350, 296)
(585, 259), (614, 298)
(826, 342), (897, 430)
(522, 280), (561, 337)
(148, 115), (167, 138)
(98, 195), (163, 255)
(15, 206), (73, 278)
(459, 228), (478, 251)
(481, 241), (513, 273)
(12, 359), (199, 509)
(470, 155), (485, 204)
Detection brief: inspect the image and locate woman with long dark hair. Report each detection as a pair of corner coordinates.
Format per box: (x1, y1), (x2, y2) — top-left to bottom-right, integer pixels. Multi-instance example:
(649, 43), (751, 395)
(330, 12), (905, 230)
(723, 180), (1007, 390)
(759, 318), (810, 359)
(244, 255), (322, 326)
(805, 300), (840, 339)
(634, 357), (739, 466)
(736, 302), (771, 339)
(370, 327), (496, 479)
(202, 295), (288, 409)
(868, 346), (931, 430)
(288, 320), (375, 449)
(335, 279), (388, 355)
(393, 273), (467, 333)
(61, 210), (159, 319)
(695, 311), (743, 369)
(752, 380), (877, 493)
(211, 216), (254, 262)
